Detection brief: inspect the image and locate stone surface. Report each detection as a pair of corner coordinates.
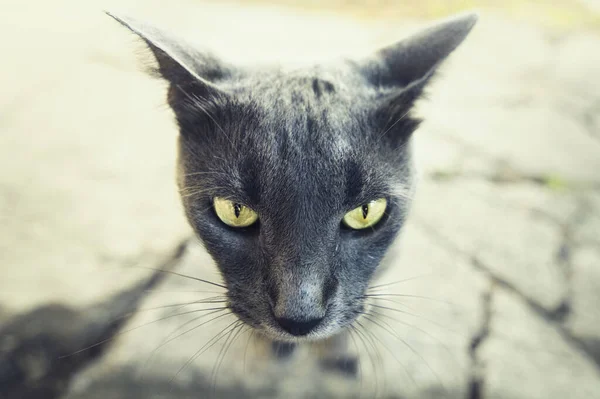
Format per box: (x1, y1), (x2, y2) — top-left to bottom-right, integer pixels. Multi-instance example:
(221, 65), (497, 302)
(1, 0), (600, 399)
(61, 221), (486, 399)
(566, 245), (600, 365)
(481, 288), (600, 399)
(0, 0), (191, 312)
(572, 193), (600, 246)
(412, 180), (568, 311)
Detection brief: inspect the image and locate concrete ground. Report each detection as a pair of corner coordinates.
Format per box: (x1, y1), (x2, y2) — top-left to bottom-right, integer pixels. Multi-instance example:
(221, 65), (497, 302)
(1, 0), (599, 398)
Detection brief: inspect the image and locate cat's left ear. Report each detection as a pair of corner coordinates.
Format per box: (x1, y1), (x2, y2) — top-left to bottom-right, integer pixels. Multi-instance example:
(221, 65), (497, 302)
(359, 12), (478, 93)
(105, 12), (233, 97)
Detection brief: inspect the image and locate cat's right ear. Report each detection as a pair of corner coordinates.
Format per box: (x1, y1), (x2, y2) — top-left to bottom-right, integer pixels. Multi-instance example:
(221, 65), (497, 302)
(358, 12), (478, 94)
(105, 12), (231, 97)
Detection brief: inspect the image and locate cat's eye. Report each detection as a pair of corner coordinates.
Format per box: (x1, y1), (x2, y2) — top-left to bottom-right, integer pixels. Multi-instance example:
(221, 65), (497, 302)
(213, 197), (258, 228)
(342, 198), (387, 230)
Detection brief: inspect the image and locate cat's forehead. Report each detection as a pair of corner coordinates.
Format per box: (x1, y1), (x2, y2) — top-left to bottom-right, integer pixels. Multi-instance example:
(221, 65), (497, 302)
(237, 66), (361, 99)
(264, 65), (369, 97)
(179, 66), (410, 205)
(232, 67), (375, 154)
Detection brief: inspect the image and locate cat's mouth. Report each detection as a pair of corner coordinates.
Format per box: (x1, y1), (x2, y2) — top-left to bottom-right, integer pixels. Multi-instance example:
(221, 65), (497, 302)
(259, 319), (340, 343)
(229, 300), (361, 343)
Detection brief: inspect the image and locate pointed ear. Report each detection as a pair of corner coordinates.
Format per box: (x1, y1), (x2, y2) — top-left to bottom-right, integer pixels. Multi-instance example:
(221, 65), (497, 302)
(360, 12), (478, 89)
(105, 12), (232, 93)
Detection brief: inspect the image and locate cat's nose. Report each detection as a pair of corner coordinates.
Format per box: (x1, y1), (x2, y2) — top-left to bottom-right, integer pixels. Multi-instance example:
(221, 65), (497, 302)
(269, 281), (331, 336)
(268, 274), (338, 336)
(275, 316), (324, 336)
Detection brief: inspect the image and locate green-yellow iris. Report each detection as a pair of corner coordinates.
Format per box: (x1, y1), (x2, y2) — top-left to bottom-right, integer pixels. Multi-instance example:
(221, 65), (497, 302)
(343, 198), (387, 230)
(214, 197), (258, 227)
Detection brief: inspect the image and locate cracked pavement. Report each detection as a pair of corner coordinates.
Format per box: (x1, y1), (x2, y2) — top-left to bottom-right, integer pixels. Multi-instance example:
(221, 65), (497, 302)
(1, 1), (599, 398)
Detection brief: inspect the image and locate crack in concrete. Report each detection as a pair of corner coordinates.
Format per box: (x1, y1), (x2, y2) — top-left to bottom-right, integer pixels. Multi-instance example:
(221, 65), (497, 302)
(580, 99), (600, 141)
(468, 257), (563, 323)
(415, 219), (600, 372)
(528, 199), (588, 324)
(535, 198), (593, 323)
(428, 168), (600, 191)
(551, 204), (579, 323)
(427, 130), (600, 190)
(467, 281), (493, 399)
(555, 199), (600, 369)
(470, 256), (600, 370)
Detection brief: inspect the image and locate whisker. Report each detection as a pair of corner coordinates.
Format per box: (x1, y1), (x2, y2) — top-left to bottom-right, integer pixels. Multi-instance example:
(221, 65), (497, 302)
(182, 171), (231, 179)
(143, 289), (224, 295)
(109, 297), (229, 330)
(368, 307), (466, 374)
(364, 313), (446, 393)
(210, 323), (247, 398)
(179, 137), (208, 163)
(364, 293), (455, 306)
(391, 134), (412, 154)
(210, 324), (238, 394)
(162, 310), (231, 343)
(375, 307), (462, 368)
(175, 84), (234, 148)
(361, 316), (418, 392)
(134, 296), (228, 314)
(243, 329), (256, 375)
(361, 320), (390, 398)
(369, 308), (459, 354)
(345, 327), (364, 396)
(136, 309), (232, 378)
(353, 322), (383, 397)
(168, 319), (241, 387)
(179, 186), (229, 199)
(59, 307), (228, 359)
(369, 273), (435, 291)
(210, 154), (228, 163)
(129, 266), (227, 289)
(386, 184), (415, 202)
(376, 108), (412, 143)
(349, 326), (368, 397)
(363, 296), (418, 313)
(179, 139), (229, 167)
(75, 297), (227, 333)
(368, 304), (460, 334)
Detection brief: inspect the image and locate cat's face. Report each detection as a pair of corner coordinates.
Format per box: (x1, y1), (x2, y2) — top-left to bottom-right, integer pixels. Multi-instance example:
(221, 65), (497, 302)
(175, 71), (416, 341)
(109, 12), (477, 342)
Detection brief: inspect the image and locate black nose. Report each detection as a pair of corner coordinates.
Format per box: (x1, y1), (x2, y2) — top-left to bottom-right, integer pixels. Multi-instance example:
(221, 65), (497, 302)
(275, 316), (323, 336)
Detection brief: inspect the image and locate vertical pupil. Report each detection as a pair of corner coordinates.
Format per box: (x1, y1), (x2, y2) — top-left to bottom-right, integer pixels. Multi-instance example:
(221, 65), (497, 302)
(361, 204), (369, 219)
(234, 203), (242, 218)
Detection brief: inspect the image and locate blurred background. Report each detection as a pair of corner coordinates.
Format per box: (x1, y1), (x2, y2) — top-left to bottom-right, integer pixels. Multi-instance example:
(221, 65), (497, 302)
(1, 0), (599, 398)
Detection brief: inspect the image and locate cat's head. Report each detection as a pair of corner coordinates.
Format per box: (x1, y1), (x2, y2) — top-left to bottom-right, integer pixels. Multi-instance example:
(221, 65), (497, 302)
(109, 12), (477, 342)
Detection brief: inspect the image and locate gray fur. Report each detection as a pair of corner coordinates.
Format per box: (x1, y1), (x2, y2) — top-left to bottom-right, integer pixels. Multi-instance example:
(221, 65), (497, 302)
(107, 11), (477, 342)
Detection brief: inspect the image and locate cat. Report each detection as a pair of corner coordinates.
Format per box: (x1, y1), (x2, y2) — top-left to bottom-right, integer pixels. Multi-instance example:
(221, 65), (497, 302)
(107, 11), (477, 346)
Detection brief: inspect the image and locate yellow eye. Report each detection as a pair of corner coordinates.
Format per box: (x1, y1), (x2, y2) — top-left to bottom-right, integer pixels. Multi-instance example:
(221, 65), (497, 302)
(343, 198), (387, 230)
(213, 197), (258, 228)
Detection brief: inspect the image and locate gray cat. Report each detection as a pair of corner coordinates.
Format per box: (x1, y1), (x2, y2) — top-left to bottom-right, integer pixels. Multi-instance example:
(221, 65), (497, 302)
(108, 11), (477, 344)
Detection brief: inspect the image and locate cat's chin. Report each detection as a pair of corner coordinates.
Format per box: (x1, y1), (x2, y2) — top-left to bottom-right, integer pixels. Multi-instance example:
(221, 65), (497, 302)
(258, 329), (341, 344)
(251, 320), (351, 344)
